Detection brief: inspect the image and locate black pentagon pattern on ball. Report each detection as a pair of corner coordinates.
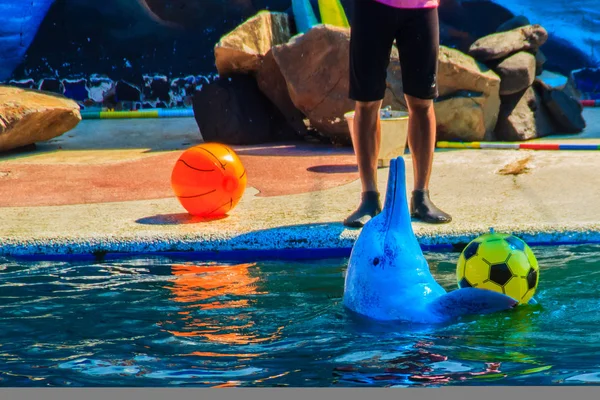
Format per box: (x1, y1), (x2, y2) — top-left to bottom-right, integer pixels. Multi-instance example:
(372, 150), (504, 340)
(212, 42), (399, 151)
(505, 235), (526, 252)
(459, 277), (473, 288)
(489, 262), (513, 286)
(527, 267), (538, 290)
(463, 241), (480, 260)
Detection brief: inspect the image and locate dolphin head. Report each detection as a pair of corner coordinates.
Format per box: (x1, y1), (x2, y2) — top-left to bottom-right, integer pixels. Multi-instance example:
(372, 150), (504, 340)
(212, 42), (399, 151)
(343, 157), (519, 324)
(343, 157), (446, 321)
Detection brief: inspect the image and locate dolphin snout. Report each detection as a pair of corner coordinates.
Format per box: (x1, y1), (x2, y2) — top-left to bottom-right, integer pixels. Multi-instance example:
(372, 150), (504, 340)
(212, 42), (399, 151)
(381, 157), (412, 232)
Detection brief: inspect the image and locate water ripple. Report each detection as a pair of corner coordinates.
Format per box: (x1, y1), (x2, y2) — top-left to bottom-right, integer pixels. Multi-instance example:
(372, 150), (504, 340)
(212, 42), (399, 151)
(0, 246), (599, 386)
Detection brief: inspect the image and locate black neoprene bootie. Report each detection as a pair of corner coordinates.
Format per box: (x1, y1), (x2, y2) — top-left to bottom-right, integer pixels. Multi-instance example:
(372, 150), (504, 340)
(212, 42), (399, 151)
(343, 191), (382, 228)
(410, 189), (452, 224)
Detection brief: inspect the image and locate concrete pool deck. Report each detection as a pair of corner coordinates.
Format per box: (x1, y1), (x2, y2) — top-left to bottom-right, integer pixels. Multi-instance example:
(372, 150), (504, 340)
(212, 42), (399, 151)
(0, 109), (599, 257)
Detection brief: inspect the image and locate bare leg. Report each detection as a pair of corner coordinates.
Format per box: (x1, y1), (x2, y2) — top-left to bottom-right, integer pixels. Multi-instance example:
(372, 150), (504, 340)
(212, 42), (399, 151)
(405, 94), (451, 224)
(343, 100), (383, 227)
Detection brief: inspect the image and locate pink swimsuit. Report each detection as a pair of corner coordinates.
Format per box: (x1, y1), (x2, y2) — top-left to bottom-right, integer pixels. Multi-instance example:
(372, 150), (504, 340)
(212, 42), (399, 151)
(373, 0), (439, 8)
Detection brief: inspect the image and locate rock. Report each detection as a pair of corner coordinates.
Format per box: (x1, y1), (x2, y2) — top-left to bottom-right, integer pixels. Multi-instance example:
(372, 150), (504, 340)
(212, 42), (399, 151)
(434, 92), (488, 142)
(438, 0), (515, 52)
(143, 75), (171, 104)
(534, 79), (586, 134)
(496, 15), (530, 33)
(256, 49), (309, 137)
(7, 79), (36, 90)
(272, 25), (354, 144)
(214, 11), (291, 77)
(562, 75), (583, 100)
(383, 46), (501, 140)
(102, 81), (142, 109)
(469, 25), (548, 62)
(192, 74), (287, 145)
(0, 86), (81, 153)
(569, 67), (600, 98)
(437, 46), (501, 136)
(532, 77), (552, 93)
(494, 87), (556, 141)
(535, 51), (546, 76)
(39, 78), (64, 94)
(88, 75), (114, 104)
(438, 20), (474, 54)
(494, 52), (536, 95)
(62, 78), (90, 102)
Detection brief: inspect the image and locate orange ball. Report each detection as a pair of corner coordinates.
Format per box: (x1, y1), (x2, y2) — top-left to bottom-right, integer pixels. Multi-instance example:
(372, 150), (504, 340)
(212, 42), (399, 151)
(171, 143), (247, 216)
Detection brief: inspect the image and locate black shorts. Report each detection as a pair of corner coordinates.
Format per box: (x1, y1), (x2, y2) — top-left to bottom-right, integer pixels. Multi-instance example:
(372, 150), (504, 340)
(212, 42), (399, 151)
(349, 0), (440, 102)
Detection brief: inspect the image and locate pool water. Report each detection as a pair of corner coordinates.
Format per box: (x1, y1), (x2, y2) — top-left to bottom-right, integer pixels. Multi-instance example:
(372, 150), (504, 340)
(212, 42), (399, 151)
(1, 245), (600, 387)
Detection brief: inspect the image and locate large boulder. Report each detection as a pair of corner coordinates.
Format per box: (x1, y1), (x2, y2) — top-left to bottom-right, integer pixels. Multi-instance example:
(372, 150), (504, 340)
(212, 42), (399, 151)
(535, 51), (547, 76)
(569, 67), (600, 98)
(494, 87), (556, 141)
(382, 46), (501, 141)
(256, 49), (309, 137)
(272, 25), (354, 144)
(0, 86), (81, 153)
(214, 11), (291, 77)
(436, 46), (501, 138)
(192, 74), (293, 145)
(437, 0), (515, 53)
(534, 80), (586, 134)
(494, 52), (537, 95)
(468, 25), (548, 62)
(269, 26), (409, 145)
(435, 93), (489, 142)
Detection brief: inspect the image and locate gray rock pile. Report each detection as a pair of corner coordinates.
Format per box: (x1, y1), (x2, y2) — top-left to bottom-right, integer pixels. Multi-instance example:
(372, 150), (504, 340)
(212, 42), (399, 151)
(194, 11), (585, 146)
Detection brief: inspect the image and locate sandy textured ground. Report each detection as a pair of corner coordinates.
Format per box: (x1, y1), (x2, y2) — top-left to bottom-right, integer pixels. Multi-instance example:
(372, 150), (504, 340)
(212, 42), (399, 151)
(0, 109), (598, 257)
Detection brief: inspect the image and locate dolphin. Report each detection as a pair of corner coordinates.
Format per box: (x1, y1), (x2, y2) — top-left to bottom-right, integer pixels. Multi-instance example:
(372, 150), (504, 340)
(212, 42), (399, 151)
(343, 156), (518, 324)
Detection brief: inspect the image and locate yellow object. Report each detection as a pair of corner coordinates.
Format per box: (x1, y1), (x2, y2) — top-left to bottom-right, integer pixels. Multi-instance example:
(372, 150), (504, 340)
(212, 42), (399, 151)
(318, 0), (349, 28)
(438, 141), (481, 149)
(456, 232), (540, 304)
(99, 111), (159, 119)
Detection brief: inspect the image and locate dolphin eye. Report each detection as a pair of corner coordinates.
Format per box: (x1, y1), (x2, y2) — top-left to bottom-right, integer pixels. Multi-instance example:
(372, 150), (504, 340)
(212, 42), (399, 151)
(373, 257), (380, 266)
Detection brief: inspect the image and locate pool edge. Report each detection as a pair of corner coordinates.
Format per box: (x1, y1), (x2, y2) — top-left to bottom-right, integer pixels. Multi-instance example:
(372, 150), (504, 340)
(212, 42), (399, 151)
(2, 228), (600, 261)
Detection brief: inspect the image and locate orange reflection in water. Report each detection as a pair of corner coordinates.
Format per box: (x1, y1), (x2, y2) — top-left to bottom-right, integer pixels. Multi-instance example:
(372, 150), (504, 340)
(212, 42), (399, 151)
(164, 262), (283, 345)
(169, 263), (260, 307)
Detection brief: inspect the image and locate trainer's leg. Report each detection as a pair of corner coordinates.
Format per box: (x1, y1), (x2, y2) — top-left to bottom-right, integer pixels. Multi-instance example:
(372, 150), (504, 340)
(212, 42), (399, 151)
(405, 95), (436, 192)
(344, 0), (396, 228)
(343, 100), (383, 228)
(396, 8), (451, 224)
(405, 95), (451, 224)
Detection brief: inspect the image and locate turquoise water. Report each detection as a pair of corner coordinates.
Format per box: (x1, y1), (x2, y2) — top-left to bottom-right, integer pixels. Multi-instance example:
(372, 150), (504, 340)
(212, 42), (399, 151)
(1, 245), (600, 387)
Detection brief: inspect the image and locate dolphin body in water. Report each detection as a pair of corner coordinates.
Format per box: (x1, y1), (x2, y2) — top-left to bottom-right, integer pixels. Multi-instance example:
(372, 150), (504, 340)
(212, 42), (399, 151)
(343, 157), (518, 324)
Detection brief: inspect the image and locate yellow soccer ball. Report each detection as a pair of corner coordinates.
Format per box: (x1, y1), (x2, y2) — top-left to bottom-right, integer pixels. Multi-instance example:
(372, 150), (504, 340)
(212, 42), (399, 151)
(456, 231), (540, 304)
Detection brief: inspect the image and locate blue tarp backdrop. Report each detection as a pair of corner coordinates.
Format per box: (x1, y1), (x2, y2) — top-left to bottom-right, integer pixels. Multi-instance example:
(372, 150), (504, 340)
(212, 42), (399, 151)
(0, 0), (55, 80)
(497, 0), (599, 69)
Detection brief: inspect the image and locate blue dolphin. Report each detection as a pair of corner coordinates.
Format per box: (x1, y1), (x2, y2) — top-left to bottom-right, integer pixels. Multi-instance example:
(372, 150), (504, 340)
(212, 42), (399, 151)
(343, 156), (517, 324)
